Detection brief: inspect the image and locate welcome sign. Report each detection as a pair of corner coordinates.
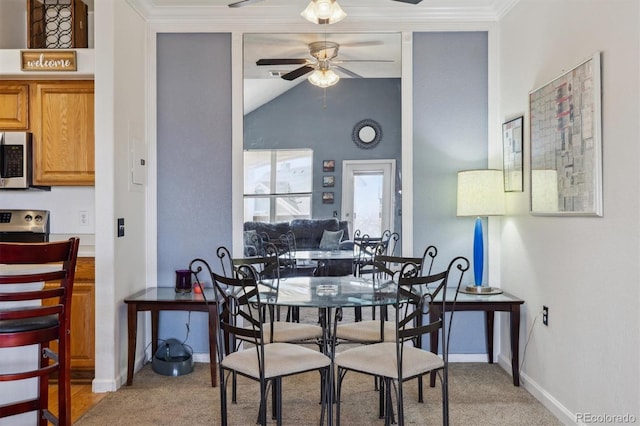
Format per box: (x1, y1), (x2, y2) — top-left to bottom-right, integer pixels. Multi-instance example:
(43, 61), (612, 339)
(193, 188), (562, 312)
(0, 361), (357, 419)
(21, 50), (77, 71)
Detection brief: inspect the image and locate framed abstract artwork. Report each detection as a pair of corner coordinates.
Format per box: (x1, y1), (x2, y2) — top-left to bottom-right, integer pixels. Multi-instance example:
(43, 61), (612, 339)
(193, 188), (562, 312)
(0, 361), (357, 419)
(529, 52), (603, 216)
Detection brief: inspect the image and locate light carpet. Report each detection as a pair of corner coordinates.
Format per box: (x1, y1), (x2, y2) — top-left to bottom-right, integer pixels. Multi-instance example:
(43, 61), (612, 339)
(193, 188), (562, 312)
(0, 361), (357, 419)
(76, 362), (560, 425)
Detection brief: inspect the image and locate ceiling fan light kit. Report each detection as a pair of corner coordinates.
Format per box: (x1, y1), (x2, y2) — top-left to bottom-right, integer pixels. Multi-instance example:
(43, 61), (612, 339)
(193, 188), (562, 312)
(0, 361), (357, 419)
(308, 68), (340, 88)
(301, 0), (347, 25)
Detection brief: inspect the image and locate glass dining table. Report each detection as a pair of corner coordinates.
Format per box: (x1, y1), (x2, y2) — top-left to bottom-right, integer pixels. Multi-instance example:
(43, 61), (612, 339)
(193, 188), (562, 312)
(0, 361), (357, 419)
(257, 274), (397, 426)
(257, 275), (396, 356)
(281, 249), (370, 278)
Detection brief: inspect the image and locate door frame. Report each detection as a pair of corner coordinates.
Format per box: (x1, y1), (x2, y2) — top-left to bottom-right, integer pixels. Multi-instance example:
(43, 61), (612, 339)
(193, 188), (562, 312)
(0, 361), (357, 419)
(341, 159), (396, 238)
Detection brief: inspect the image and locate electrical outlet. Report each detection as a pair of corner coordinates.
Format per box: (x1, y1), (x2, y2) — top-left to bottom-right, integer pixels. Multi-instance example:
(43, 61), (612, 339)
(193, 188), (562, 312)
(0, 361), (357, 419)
(79, 210), (89, 226)
(542, 305), (549, 326)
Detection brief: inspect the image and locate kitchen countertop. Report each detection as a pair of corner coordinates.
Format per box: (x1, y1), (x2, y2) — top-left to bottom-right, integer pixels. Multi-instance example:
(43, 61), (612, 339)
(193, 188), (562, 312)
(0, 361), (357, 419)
(50, 233), (95, 257)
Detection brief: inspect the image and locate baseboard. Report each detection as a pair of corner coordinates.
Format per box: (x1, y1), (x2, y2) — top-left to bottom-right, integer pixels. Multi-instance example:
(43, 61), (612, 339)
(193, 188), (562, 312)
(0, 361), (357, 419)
(496, 354), (576, 425)
(447, 353), (488, 362)
(192, 352), (211, 363)
(92, 378), (118, 393)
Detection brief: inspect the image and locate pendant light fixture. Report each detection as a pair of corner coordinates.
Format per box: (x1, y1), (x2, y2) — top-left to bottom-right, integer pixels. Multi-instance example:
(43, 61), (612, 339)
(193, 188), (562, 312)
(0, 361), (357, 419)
(301, 0), (347, 25)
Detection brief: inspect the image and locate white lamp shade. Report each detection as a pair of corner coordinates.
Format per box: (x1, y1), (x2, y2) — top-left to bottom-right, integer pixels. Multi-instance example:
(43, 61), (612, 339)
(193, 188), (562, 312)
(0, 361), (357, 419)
(301, 0), (347, 24)
(457, 169), (506, 217)
(531, 169), (559, 212)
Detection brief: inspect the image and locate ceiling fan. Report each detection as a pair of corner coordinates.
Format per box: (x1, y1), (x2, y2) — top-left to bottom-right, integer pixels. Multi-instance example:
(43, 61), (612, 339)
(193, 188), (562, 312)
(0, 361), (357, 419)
(256, 40), (392, 83)
(229, 0), (423, 8)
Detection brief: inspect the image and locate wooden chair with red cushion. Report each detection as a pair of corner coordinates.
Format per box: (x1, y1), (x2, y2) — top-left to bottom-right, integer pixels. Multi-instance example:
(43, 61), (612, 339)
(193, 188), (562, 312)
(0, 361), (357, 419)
(0, 237), (80, 426)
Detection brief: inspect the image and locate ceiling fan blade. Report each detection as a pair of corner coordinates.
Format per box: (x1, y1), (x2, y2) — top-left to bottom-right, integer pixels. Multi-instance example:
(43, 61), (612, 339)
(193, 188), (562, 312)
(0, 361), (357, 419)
(229, 0), (265, 7)
(257, 58), (309, 66)
(392, 0), (423, 4)
(281, 66), (315, 81)
(333, 65), (363, 79)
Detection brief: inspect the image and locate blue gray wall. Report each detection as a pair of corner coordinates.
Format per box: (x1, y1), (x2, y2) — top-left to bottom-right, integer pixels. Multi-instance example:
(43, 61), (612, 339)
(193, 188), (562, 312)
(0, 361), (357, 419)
(245, 78), (402, 225)
(157, 33), (232, 352)
(412, 32), (489, 353)
(155, 31), (488, 356)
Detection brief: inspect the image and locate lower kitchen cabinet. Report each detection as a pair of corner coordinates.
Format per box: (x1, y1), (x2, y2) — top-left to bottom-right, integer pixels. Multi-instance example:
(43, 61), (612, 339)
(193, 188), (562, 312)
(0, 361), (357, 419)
(44, 257), (95, 383)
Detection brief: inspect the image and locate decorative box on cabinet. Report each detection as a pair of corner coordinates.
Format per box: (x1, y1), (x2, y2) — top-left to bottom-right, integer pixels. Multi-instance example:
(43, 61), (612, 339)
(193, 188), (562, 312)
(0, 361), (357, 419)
(43, 257), (95, 383)
(30, 80), (95, 185)
(27, 0), (88, 49)
(0, 83), (29, 129)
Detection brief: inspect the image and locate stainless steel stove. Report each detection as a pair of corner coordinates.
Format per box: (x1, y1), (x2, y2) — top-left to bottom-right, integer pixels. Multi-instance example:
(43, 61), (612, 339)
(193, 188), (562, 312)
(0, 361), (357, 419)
(0, 209), (50, 242)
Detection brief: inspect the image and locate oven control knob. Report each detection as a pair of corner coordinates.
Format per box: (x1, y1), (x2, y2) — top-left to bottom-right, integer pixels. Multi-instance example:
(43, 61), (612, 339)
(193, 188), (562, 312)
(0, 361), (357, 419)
(24, 214), (33, 222)
(35, 215), (43, 222)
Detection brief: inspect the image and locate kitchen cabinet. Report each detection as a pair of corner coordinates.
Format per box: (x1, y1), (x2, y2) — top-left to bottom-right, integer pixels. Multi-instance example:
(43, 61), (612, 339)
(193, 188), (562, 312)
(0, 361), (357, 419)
(30, 81), (95, 185)
(0, 80), (94, 185)
(44, 257), (95, 383)
(0, 82), (29, 129)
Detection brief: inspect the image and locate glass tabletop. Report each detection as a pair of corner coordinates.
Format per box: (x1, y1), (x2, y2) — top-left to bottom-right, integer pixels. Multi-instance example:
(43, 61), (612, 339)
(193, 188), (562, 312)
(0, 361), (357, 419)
(258, 275), (396, 308)
(286, 250), (357, 261)
(124, 287), (216, 302)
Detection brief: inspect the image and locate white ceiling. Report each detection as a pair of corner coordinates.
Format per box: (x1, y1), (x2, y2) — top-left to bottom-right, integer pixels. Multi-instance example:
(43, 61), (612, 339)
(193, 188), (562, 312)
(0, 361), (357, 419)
(143, 0), (510, 13)
(129, 0), (518, 113)
(131, 0), (519, 21)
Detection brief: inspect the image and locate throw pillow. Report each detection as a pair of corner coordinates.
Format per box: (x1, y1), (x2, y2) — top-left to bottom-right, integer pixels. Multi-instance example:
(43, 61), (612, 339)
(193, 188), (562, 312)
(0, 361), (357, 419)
(243, 230), (257, 247)
(319, 230), (344, 250)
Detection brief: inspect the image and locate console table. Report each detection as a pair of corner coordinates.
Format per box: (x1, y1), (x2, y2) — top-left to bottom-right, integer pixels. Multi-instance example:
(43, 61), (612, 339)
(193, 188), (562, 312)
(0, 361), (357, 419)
(430, 290), (524, 386)
(124, 287), (218, 387)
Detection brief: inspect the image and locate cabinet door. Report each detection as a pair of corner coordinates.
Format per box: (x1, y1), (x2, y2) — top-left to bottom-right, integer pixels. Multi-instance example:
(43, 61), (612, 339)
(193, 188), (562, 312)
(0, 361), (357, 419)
(31, 81), (94, 185)
(0, 82), (29, 129)
(67, 281), (95, 372)
(43, 257), (95, 382)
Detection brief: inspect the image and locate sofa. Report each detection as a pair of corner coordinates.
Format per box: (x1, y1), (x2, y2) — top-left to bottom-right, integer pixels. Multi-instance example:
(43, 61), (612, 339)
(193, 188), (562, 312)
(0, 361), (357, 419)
(243, 218), (353, 275)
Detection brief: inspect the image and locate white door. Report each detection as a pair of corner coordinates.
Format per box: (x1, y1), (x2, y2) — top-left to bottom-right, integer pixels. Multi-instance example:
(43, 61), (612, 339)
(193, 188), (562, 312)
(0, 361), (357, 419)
(342, 160), (395, 238)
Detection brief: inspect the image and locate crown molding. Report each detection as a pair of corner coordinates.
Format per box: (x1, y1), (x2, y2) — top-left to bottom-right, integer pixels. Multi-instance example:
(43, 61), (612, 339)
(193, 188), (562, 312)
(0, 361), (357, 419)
(126, 0), (520, 25)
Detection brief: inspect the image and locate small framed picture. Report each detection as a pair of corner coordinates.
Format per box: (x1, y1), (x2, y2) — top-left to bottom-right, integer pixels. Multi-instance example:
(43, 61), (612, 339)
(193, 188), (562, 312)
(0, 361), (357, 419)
(322, 192), (334, 204)
(323, 160), (335, 172)
(322, 175), (335, 187)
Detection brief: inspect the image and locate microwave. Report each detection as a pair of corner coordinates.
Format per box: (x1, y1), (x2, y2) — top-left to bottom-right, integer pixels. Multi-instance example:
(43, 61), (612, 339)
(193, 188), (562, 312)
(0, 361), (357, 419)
(0, 131), (33, 189)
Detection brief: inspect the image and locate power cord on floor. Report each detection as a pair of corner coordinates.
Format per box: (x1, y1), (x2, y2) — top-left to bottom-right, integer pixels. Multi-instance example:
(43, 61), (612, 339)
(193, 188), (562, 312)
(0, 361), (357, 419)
(182, 311), (192, 345)
(519, 309), (542, 372)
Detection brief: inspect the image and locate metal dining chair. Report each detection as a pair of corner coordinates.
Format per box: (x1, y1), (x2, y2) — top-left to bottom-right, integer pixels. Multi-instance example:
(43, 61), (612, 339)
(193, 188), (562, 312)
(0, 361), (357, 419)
(210, 266), (331, 426)
(0, 238), (80, 426)
(335, 245), (438, 409)
(335, 256), (469, 426)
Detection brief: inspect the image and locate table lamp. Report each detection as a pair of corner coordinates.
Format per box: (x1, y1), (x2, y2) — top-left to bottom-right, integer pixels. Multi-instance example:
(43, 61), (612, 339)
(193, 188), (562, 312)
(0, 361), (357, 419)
(457, 169), (505, 293)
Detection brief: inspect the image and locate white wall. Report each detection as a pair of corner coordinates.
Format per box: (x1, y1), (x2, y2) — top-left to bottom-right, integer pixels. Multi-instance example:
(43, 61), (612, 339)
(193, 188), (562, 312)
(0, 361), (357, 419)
(0, 0), (26, 48)
(497, 0), (640, 422)
(93, 0), (147, 392)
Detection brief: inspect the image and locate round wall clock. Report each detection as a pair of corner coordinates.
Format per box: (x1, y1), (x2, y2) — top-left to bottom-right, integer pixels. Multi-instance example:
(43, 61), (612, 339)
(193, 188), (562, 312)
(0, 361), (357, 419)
(352, 119), (382, 149)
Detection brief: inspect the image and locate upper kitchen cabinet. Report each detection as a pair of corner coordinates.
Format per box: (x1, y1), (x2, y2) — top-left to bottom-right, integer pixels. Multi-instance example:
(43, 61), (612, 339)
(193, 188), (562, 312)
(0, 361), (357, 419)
(30, 80), (94, 185)
(0, 82), (29, 129)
